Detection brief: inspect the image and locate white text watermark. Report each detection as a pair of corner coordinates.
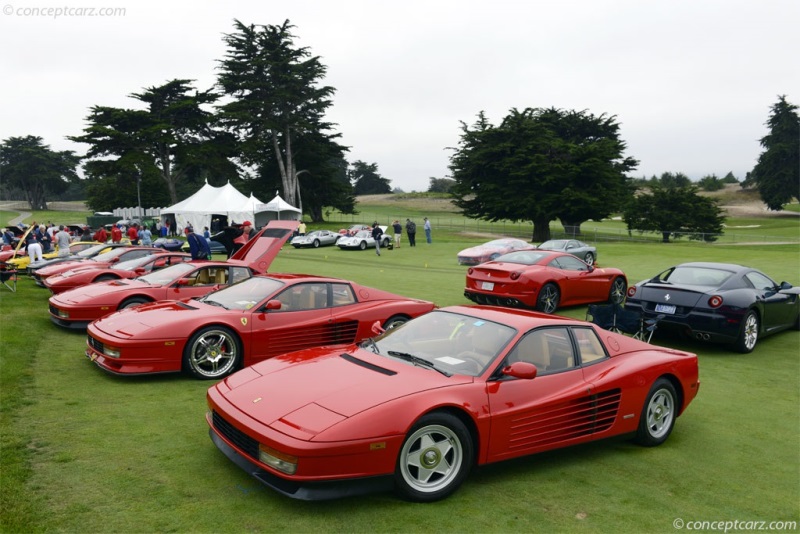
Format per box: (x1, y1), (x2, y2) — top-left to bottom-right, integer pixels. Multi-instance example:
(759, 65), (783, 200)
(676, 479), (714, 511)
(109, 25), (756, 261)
(2, 4), (126, 18)
(673, 518), (798, 532)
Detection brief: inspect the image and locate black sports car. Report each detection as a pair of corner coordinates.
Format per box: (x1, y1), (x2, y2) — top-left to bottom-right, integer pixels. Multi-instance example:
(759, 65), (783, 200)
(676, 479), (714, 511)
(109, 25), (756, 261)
(625, 262), (800, 353)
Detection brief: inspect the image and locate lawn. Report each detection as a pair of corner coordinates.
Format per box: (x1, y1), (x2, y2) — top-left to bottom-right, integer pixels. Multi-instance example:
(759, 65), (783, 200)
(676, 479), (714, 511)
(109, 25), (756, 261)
(1, 202), (799, 533)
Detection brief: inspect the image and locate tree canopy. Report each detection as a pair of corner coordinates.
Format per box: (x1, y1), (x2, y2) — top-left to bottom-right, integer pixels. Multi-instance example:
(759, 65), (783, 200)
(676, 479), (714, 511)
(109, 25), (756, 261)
(70, 79), (234, 210)
(449, 108), (637, 241)
(350, 161), (392, 195)
(217, 19), (338, 211)
(623, 180), (725, 242)
(748, 95), (800, 210)
(0, 136), (80, 210)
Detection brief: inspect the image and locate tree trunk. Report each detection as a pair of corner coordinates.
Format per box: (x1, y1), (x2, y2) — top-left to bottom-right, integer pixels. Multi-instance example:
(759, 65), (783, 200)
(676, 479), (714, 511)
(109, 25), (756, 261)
(309, 205), (323, 223)
(559, 218), (583, 237)
(661, 231), (671, 243)
(531, 217), (551, 242)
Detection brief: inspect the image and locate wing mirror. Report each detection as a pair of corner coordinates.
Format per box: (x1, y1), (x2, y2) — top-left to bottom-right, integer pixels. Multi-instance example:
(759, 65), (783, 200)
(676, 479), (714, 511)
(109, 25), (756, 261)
(371, 320), (385, 335)
(265, 300), (282, 310)
(780, 281), (793, 290)
(501, 361), (538, 379)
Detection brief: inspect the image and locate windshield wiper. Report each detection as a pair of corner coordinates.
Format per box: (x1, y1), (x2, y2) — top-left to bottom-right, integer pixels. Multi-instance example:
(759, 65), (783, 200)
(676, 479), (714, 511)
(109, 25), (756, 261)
(361, 337), (380, 354)
(387, 351), (451, 377)
(199, 299), (228, 309)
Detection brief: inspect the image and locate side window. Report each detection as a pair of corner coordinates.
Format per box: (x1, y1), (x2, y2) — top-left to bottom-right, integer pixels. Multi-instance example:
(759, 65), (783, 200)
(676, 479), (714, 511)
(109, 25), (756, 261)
(331, 283), (356, 307)
(557, 255), (590, 272)
(571, 327), (607, 365)
(275, 283), (328, 311)
(231, 267), (250, 284)
(194, 268), (213, 285)
(507, 327), (576, 374)
(745, 272), (775, 291)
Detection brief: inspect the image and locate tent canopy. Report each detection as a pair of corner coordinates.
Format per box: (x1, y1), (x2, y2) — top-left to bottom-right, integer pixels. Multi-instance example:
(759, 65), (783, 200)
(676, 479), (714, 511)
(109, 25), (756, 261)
(254, 193), (301, 227)
(161, 181), (263, 233)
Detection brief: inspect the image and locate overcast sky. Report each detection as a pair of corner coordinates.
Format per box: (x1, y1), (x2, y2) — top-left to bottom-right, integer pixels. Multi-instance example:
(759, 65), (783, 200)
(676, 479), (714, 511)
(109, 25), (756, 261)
(1, 0), (798, 193)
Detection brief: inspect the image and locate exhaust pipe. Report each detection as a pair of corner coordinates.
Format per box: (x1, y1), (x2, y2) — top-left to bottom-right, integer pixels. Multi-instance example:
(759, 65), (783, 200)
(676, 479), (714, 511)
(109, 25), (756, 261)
(695, 333), (711, 341)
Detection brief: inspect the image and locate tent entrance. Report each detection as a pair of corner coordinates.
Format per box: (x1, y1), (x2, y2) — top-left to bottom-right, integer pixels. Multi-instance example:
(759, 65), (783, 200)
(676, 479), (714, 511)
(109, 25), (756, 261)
(210, 215), (229, 233)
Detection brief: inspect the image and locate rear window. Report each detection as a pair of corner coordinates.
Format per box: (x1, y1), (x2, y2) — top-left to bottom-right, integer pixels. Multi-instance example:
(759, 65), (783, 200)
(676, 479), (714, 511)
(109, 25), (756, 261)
(664, 266), (734, 287)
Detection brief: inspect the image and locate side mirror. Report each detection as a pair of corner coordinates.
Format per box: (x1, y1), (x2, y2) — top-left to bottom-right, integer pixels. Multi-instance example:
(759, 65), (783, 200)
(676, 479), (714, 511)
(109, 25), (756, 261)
(134, 268), (146, 275)
(371, 320), (385, 335)
(265, 300), (282, 310)
(780, 281), (793, 290)
(176, 278), (191, 286)
(501, 361), (538, 380)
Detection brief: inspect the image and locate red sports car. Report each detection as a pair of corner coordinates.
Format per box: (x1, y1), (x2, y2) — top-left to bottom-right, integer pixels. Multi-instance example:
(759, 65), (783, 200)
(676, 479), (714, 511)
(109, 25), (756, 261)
(456, 238), (536, 266)
(86, 275), (435, 379)
(33, 246), (159, 287)
(464, 250), (627, 313)
(43, 252), (192, 294)
(206, 305), (700, 502)
(50, 220), (299, 330)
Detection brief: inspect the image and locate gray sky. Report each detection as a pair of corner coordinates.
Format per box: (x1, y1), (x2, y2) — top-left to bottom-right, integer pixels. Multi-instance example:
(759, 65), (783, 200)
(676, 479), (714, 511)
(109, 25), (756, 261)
(1, 0), (798, 193)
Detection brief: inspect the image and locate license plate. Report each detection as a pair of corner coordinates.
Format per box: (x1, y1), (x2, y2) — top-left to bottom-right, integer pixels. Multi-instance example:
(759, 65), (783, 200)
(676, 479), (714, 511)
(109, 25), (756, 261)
(655, 303), (676, 314)
(481, 281), (494, 291)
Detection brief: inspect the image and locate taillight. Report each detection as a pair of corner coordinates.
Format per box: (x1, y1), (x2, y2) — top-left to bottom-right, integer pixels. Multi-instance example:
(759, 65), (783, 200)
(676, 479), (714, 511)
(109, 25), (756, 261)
(627, 287), (637, 297)
(510, 271), (521, 280)
(708, 295), (723, 308)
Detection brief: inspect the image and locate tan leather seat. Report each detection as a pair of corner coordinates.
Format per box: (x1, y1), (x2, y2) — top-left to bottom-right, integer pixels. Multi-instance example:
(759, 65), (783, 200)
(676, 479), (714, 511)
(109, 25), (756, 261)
(214, 270), (227, 284)
(196, 270), (210, 285)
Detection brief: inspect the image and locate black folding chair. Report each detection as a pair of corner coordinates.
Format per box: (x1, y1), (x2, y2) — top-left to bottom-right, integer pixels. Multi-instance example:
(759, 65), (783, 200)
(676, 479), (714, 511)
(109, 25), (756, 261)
(0, 262), (18, 292)
(587, 304), (664, 343)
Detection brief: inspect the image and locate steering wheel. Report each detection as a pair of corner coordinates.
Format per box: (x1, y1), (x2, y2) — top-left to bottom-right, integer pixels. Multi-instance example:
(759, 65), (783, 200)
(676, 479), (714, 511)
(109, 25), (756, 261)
(455, 351), (485, 375)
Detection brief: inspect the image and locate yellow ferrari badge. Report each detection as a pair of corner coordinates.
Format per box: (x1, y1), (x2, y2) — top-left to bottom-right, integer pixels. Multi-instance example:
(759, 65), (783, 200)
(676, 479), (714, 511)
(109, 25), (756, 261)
(241, 318), (248, 326)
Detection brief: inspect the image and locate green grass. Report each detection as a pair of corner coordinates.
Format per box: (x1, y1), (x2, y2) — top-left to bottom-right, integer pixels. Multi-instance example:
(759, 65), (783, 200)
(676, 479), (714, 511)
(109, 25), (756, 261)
(1, 201), (799, 533)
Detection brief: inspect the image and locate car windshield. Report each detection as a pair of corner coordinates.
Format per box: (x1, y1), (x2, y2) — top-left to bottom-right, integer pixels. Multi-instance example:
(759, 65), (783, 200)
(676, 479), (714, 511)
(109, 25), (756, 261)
(367, 310), (516, 377)
(75, 244), (109, 258)
(483, 240), (514, 249)
(137, 262), (197, 285)
(661, 266), (735, 287)
(201, 276), (284, 310)
(90, 248), (130, 262)
(354, 230), (370, 238)
(112, 255), (157, 271)
(493, 251), (551, 265)
(538, 240), (567, 249)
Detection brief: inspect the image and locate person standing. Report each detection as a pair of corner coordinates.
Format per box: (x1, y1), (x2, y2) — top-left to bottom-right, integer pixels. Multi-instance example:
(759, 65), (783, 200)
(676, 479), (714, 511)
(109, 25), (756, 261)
(127, 223), (139, 245)
(405, 218), (417, 247)
(26, 226), (44, 263)
(241, 221), (256, 241)
(111, 225), (122, 243)
(93, 225), (108, 243)
(371, 222), (383, 256)
(298, 221), (307, 236)
(392, 220), (402, 248)
(203, 226), (210, 240)
(55, 225), (72, 257)
(187, 228), (211, 260)
(140, 226), (153, 246)
(424, 217), (432, 244)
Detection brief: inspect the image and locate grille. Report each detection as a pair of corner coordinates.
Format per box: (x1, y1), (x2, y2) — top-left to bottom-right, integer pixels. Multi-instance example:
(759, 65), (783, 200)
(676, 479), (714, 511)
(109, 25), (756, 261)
(508, 388), (622, 449)
(212, 410), (259, 460)
(87, 334), (103, 352)
(49, 303), (59, 315)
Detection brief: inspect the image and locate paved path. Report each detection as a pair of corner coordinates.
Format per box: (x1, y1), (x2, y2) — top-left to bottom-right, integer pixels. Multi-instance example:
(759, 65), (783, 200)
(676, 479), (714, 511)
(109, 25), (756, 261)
(7, 210), (31, 226)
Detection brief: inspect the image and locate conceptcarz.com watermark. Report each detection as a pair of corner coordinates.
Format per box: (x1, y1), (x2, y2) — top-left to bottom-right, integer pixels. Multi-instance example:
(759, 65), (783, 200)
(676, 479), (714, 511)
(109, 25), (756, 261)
(2, 4), (126, 18)
(673, 518), (798, 532)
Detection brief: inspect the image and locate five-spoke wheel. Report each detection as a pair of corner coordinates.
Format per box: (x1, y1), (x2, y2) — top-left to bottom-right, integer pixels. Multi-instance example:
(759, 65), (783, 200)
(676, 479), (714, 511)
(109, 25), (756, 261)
(535, 283), (560, 314)
(183, 326), (241, 379)
(734, 310), (759, 353)
(635, 378), (676, 446)
(609, 277), (627, 304)
(395, 413), (473, 502)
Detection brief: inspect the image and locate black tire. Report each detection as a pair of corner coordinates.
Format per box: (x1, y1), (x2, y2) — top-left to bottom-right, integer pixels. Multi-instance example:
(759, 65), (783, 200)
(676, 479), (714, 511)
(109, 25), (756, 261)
(535, 283), (560, 314)
(394, 412), (474, 502)
(183, 326), (242, 379)
(733, 310), (759, 353)
(608, 277), (627, 304)
(119, 297), (149, 310)
(313, 239), (320, 248)
(634, 378), (677, 447)
(383, 314), (409, 330)
(359, 241), (367, 250)
(584, 252), (595, 266)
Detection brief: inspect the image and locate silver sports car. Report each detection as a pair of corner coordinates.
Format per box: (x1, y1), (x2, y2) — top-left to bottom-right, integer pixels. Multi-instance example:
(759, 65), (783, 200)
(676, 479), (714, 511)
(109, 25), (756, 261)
(537, 239), (598, 265)
(291, 230), (341, 248)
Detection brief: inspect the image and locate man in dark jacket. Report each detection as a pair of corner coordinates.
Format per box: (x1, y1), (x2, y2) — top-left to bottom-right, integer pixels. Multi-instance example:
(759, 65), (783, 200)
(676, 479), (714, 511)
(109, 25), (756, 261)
(371, 222), (383, 256)
(405, 218), (417, 247)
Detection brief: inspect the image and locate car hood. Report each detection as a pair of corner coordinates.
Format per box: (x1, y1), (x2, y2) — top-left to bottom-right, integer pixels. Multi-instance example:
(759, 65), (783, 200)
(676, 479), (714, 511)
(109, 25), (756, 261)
(217, 349), (472, 440)
(53, 279), (154, 304)
(230, 220), (299, 274)
(90, 299), (215, 339)
(636, 282), (713, 307)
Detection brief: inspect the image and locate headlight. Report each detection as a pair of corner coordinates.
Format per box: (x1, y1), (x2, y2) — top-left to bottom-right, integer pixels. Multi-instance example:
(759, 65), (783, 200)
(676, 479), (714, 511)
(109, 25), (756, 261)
(258, 444), (297, 474)
(57, 309), (69, 318)
(103, 345), (121, 358)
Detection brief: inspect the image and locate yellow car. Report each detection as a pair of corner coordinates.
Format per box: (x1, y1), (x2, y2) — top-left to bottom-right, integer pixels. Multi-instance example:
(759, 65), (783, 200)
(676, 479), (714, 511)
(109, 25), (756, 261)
(7, 241), (103, 270)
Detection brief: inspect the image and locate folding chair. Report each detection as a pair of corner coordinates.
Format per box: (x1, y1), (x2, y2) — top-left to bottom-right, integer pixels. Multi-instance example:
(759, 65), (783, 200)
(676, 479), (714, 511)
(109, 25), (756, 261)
(587, 304), (664, 343)
(0, 262), (18, 292)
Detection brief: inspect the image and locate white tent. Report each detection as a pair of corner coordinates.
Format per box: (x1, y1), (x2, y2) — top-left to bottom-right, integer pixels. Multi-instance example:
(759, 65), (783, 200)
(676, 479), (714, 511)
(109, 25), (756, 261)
(161, 181), (264, 233)
(254, 193), (302, 227)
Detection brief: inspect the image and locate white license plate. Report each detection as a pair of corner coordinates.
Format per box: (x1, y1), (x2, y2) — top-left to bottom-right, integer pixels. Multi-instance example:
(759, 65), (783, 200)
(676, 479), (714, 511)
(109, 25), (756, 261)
(481, 281), (494, 291)
(655, 303), (676, 314)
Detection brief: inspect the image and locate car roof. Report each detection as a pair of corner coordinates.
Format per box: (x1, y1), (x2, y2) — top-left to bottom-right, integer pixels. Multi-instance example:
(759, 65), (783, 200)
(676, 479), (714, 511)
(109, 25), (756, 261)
(675, 262), (749, 273)
(440, 305), (581, 329)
